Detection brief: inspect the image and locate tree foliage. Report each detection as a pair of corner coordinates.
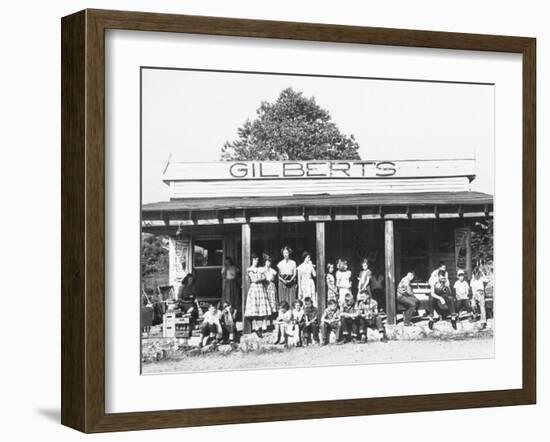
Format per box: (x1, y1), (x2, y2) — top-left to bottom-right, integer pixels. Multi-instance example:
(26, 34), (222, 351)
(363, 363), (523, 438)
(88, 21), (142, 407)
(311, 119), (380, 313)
(471, 219), (493, 276)
(221, 88), (361, 161)
(141, 233), (169, 289)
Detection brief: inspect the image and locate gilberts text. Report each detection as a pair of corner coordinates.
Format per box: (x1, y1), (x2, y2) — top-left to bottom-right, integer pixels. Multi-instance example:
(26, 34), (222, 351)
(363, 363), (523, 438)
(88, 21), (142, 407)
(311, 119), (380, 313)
(228, 161), (397, 179)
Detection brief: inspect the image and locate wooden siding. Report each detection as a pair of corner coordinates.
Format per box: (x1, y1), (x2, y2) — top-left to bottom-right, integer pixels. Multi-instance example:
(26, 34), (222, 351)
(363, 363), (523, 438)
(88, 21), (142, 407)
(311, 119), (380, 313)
(171, 176), (471, 199)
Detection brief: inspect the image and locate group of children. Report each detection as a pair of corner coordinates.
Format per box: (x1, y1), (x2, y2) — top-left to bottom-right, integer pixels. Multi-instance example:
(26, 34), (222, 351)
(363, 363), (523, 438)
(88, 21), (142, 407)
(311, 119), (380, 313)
(396, 262), (490, 330)
(427, 262), (490, 330)
(269, 257), (387, 346)
(196, 253), (491, 348)
(270, 292), (386, 346)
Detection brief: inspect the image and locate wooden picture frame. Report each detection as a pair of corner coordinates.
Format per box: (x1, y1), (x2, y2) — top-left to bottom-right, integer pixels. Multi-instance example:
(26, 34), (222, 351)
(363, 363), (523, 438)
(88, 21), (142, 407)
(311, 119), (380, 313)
(61, 9), (536, 433)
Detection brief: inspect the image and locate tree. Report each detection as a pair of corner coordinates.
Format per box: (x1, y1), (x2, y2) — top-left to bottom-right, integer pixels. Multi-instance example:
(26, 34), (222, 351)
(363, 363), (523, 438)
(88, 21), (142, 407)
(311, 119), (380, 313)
(471, 219), (493, 277)
(221, 87), (361, 161)
(141, 233), (169, 290)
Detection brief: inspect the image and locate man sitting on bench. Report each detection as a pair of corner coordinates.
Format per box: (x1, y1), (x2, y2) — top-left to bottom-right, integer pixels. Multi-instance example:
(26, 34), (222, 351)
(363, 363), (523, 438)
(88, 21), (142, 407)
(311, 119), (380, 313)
(396, 270), (419, 327)
(428, 270), (458, 330)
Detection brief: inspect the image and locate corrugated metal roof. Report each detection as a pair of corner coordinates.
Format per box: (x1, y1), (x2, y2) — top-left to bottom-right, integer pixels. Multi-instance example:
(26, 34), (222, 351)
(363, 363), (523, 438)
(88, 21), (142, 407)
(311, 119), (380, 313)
(142, 191), (493, 212)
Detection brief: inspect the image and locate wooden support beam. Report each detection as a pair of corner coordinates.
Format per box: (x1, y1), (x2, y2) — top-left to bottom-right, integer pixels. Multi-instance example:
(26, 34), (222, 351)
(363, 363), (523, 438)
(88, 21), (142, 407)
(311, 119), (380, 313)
(241, 223), (251, 334)
(316, 222), (326, 316)
(384, 220), (396, 326)
(394, 221), (401, 288)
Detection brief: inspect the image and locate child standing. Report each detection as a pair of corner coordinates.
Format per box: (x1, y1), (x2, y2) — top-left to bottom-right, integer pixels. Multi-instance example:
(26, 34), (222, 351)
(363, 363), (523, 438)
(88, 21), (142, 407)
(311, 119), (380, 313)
(453, 270), (472, 319)
(320, 299), (342, 345)
(335, 259), (352, 308)
(357, 259), (372, 297)
(470, 269), (488, 329)
(326, 262), (338, 302)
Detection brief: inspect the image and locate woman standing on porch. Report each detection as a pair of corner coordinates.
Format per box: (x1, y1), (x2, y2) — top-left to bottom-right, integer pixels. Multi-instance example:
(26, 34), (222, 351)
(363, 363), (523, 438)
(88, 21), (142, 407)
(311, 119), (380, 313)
(221, 256), (239, 309)
(244, 254), (273, 337)
(263, 254), (279, 313)
(297, 251), (317, 306)
(277, 246), (297, 306)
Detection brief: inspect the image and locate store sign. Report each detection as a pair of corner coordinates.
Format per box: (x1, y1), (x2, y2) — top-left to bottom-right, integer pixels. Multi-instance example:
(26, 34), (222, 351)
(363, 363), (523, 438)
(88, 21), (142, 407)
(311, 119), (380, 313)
(228, 161), (397, 178)
(162, 159), (476, 186)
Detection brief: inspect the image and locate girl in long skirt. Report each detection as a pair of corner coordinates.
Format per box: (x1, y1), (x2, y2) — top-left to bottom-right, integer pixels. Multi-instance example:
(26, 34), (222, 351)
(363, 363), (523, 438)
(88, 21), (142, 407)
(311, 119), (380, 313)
(263, 254), (279, 314)
(221, 256), (240, 308)
(357, 258), (372, 297)
(326, 262), (338, 302)
(336, 259), (352, 308)
(277, 246), (297, 306)
(297, 251), (317, 306)
(244, 254), (273, 337)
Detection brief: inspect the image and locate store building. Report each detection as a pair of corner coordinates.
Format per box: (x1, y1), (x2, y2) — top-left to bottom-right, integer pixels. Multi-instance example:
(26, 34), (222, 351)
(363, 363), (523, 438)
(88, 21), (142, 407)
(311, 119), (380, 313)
(142, 159), (493, 328)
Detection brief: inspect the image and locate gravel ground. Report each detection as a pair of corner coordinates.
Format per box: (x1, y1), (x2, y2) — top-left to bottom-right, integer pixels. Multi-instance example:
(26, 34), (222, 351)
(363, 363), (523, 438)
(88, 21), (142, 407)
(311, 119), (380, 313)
(142, 331), (494, 374)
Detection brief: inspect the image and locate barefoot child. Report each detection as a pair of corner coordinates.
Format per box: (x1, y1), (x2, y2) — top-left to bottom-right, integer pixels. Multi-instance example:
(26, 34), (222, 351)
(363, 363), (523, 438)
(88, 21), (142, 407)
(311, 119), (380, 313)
(273, 301), (293, 345)
(200, 303), (222, 347)
(290, 299), (305, 346)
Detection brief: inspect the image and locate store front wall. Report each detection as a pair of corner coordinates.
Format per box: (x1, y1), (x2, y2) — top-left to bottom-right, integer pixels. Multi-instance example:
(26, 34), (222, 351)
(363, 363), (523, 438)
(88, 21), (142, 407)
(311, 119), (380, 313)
(170, 218), (474, 320)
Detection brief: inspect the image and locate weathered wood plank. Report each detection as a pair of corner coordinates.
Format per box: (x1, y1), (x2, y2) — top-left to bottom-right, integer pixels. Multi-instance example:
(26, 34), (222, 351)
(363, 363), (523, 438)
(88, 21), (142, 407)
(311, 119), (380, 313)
(385, 220), (396, 326)
(241, 223), (251, 334)
(316, 223), (326, 317)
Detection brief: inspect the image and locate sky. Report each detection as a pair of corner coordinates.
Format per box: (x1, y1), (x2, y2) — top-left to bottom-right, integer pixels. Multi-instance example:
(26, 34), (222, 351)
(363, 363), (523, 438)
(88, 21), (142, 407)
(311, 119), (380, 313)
(141, 68), (494, 203)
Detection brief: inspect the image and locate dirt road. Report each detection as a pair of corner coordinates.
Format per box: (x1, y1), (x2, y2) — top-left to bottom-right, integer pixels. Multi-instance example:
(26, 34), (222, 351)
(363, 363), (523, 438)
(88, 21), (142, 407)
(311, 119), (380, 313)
(143, 334), (494, 374)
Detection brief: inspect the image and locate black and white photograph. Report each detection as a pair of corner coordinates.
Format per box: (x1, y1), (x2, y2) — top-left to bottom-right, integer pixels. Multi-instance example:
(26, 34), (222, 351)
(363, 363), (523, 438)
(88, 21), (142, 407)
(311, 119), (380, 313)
(140, 67), (495, 374)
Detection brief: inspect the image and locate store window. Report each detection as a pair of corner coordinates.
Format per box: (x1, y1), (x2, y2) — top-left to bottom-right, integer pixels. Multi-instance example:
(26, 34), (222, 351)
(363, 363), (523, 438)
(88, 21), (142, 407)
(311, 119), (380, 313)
(194, 238), (223, 267)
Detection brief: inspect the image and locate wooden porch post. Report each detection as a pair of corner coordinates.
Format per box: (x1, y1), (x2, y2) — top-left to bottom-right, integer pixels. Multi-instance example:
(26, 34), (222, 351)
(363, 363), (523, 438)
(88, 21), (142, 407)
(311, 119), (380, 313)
(241, 223), (251, 334)
(385, 220), (396, 326)
(316, 222), (326, 315)
(394, 222), (401, 289)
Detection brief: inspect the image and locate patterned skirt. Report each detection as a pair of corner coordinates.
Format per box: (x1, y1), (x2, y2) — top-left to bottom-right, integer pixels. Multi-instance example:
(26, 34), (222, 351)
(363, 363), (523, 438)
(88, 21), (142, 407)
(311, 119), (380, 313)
(278, 279), (297, 306)
(245, 282), (273, 318)
(266, 281), (278, 311)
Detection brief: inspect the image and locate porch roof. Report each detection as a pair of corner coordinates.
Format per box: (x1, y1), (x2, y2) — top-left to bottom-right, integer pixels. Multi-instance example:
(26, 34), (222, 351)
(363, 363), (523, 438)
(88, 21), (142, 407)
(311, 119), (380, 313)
(142, 191), (493, 213)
